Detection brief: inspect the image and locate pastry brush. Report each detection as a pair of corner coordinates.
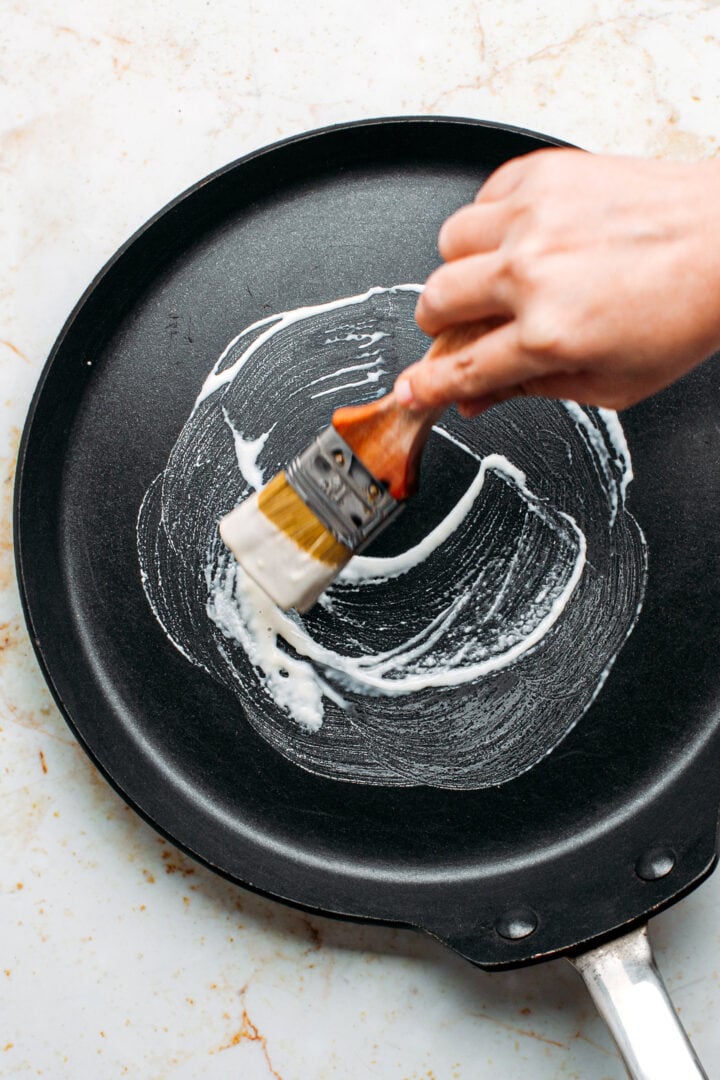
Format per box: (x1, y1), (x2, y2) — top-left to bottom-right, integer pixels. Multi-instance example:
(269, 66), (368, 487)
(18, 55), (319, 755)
(219, 320), (488, 611)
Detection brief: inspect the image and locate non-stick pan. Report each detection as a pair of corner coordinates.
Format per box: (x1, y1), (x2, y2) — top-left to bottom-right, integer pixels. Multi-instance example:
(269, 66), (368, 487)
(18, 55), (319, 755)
(15, 118), (720, 1078)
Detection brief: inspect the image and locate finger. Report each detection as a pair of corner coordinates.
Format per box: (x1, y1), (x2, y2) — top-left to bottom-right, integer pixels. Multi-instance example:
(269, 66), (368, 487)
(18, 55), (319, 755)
(457, 382), (527, 416)
(473, 148), (558, 205)
(458, 371), (644, 414)
(425, 315), (507, 359)
(415, 252), (511, 335)
(395, 321), (546, 411)
(515, 370), (644, 410)
(438, 202), (510, 261)
(473, 154), (531, 204)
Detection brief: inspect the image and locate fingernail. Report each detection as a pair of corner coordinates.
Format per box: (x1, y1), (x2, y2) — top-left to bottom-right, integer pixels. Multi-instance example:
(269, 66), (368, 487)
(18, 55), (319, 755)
(394, 376), (416, 408)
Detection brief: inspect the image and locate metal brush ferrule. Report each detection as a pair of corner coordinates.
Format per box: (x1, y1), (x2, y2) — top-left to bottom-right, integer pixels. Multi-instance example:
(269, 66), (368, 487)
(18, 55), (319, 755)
(285, 426), (402, 551)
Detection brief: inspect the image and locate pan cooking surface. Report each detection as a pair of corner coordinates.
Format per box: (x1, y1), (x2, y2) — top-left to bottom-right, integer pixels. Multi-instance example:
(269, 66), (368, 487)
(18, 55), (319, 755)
(16, 119), (720, 965)
(137, 284), (646, 789)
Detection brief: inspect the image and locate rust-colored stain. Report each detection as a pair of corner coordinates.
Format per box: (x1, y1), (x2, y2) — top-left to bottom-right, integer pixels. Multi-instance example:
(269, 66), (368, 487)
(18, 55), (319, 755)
(112, 55), (131, 78)
(14, 706), (72, 741)
(302, 917), (322, 953)
(54, 24), (101, 46)
(15, 882), (23, 891)
(3, 1044), (13, 1052)
(0, 340), (29, 363)
(651, 122), (715, 161)
(571, 1029), (617, 1058)
(39, 750), (48, 774)
(214, 990), (283, 1078)
(472, 1010), (566, 1049)
(161, 848), (196, 876)
(142, 869), (155, 884)
(519, 1006), (532, 1016)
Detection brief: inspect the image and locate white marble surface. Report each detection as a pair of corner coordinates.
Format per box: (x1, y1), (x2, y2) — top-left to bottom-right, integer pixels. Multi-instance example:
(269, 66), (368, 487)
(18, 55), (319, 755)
(3, 1), (720, 1076)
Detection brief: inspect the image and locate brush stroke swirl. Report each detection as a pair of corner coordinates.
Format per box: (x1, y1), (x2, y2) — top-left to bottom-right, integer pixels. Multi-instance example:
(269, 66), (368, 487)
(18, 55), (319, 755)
(137, 286), (647, 788)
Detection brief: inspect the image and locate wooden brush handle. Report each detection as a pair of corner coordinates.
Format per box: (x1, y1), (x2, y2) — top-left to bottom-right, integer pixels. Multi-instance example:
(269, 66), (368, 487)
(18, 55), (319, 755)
(332, 394), (443, 501)
(332, 319), (495, 500)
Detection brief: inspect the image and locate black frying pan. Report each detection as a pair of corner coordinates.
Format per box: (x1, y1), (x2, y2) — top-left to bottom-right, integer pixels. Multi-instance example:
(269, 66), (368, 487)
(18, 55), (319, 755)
(15, 118), (720, 1076)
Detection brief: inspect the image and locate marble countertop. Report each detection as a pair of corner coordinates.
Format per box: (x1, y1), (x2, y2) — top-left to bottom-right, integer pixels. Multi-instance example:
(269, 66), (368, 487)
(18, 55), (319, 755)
(3, 2), (720, 1076)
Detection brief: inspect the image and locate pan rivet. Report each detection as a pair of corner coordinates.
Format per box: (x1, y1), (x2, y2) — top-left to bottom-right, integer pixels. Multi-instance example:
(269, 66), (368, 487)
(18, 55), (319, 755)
(495, 907), (538, 941)
(635, 847), (676, 882)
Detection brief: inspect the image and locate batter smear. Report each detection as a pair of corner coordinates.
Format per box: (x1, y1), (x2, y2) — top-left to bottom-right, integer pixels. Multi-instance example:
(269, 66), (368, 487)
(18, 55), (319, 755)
(137, 286), (647, 788)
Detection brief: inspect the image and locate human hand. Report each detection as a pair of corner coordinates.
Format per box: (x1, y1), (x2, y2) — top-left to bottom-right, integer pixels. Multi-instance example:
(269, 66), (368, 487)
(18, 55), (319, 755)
(395, 150), (720, 414)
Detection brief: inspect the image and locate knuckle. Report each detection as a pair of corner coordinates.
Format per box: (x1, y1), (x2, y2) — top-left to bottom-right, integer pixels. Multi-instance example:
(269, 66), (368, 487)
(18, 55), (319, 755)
(527, 147), (558, 177)
(499, 243), (544, 295)
(507, 248), (537, 287)
(476, 156), (526, 202)
(516, 310), (567, 359)
(530, 147), (578, 181)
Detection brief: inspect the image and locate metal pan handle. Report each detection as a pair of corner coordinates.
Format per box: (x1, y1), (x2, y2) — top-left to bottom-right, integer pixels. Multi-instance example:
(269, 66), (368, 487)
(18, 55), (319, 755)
(568, 924), (707, 1079)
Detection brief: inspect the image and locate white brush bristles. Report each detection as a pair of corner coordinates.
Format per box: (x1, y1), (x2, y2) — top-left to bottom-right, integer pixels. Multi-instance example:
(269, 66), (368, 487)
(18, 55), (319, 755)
(219, 492), (351, 612)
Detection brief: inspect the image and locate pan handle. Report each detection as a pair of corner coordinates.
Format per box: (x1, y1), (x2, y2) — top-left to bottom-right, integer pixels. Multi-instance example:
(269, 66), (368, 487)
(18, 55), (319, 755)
(568, 924), (707, 1079)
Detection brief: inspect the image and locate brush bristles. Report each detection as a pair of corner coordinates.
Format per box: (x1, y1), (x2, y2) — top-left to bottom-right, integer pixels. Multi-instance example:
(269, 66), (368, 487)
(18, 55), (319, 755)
(258, 472), (352, 566)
